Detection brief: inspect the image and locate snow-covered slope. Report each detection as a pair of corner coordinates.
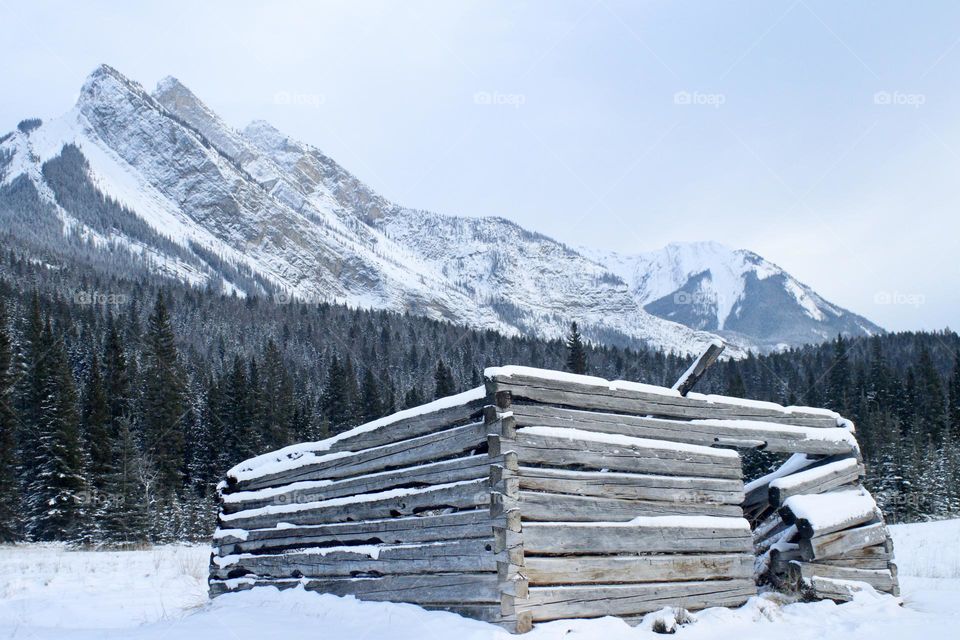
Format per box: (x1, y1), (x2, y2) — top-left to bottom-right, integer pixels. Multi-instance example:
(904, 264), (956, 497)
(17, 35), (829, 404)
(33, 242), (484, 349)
(585, 241), (882, 351)
(0, 65), (880, 354)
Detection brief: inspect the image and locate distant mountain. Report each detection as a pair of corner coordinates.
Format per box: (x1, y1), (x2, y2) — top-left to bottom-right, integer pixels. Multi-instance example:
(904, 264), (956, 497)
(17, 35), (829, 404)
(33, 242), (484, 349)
(583, 241), (882, 351)
(0, 65), (881, 354)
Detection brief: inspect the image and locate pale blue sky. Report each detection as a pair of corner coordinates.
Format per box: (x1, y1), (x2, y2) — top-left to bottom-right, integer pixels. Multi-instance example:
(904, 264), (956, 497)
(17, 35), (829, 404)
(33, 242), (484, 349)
(2, 0), (958, 331)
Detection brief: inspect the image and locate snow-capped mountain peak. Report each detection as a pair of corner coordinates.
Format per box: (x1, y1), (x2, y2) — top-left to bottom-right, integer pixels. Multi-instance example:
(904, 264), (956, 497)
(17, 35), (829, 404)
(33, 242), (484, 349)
(583, 241), (880, 350)
(1, 65), (881, 355)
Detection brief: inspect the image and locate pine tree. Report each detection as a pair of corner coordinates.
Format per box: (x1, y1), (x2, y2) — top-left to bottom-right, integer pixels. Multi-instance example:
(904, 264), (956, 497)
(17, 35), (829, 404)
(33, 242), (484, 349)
(100, 417), (151, 544)
(81, 352), (111, 490)
(0, 300), (21, 541)
(103, 314), (130, 431)
(434, 359), (456, 399)
(26, 320), (90, 542)
(565, 322), (587, 375)
(949, 351), (960, 442)
(261, 339), (294, 448)
(140, 291), (187, 495)
(726, 369), (747, 398)
(826, 334), (850, 413)
(403, 386), (423, 409)
(320, 355), (351, 433)
(360, 367), (383, 423)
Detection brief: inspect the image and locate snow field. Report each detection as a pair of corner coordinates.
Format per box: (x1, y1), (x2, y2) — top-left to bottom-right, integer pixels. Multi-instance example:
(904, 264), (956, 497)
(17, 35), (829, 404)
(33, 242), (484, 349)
(0, 519), (958, 639)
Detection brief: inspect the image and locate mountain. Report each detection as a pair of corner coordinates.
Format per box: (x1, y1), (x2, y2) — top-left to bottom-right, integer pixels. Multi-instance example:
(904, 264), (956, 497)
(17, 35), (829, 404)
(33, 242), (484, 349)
(0, 65), (879, 354)
(583, 241), (882, 351)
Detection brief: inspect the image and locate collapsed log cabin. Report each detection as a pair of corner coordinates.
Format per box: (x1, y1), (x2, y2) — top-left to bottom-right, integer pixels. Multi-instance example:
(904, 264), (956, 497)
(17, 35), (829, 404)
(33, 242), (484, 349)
(209, 365), (898, 632)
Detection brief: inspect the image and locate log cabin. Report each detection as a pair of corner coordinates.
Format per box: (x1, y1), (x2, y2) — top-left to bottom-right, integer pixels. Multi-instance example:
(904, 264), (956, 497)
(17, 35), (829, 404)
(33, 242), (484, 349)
(209, 364), (898, 632)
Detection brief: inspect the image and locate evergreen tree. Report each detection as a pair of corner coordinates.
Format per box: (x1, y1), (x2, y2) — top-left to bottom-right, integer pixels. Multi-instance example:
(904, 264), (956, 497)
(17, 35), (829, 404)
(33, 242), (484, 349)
(403, 386), (423, 409)
(81, 352), (111, 490)
(103, 314), (131, 431)
(100, 417), (151, 544)
(360, 367), (383, 423)
(320, 355), (351, 433)
(826, 334), (851, 413)
(434, 359), (456, 399)
(950, 351), (960, 442)
(261, 339), (294, 448)
(726, 368), (747, 398)
(565, 322), (587, 375)
(25, 320), (90, 542)
(140, 291), (187, 494)
(0, 300), (21, 541)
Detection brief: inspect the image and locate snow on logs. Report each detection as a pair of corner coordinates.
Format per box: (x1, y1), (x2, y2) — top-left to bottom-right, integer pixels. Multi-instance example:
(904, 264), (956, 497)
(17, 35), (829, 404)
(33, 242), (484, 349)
(209, 365), (897, 632)
(750, 454), (898, 599)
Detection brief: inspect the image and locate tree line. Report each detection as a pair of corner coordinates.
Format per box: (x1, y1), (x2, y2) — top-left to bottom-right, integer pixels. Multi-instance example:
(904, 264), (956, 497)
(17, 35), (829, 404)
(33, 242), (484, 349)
(0, 242), (957, 545)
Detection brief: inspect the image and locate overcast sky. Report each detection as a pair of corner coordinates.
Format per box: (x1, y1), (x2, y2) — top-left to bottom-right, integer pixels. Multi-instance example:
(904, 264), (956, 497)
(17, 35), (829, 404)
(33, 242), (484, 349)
(2, 0), (958, 331)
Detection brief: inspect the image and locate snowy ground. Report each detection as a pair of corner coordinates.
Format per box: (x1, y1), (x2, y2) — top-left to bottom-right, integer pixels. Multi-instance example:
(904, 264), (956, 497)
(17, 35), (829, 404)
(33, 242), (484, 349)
(1, 520), (957, 639)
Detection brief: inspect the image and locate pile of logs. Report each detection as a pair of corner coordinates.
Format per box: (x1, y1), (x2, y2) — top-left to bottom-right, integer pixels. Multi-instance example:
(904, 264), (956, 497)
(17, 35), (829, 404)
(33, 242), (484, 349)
(748, 454), (899, 600)
(208, 365), (898, 633)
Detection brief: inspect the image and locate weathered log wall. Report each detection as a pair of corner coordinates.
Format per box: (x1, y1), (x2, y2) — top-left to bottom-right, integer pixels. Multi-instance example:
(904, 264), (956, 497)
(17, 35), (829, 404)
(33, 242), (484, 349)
(209, 365), (898, 632)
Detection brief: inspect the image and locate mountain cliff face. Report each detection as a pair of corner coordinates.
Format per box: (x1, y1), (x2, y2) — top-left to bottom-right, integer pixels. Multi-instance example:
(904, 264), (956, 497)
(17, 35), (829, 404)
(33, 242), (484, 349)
(0, 65), (880, 354)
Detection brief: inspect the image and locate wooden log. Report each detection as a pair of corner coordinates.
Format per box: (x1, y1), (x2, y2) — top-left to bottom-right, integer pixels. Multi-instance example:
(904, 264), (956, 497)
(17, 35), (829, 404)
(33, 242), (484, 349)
(512, 579), (756, 621)
(768, 458), (863, 508)
(499, 430), (742, 480)
(211, 537), (500, 580)
(486, 371), (838, 428)
(779, 489), (879, 539)
(210, 572), (501, 603)
(213, 509), (496, 556)
(222, 454), (494, 514)
(517, 490), (743, 521)
(789, 561), (896, 592)
(522, 519), (753, 555)
(326, 395), (487, 453)
(219, 478), (490, 530)
(507, 404), (856, 455)
(523, 553), (754, 585)
(227, 421), (488, 492)
(515, 466), (743, 504)
(672, 342), (725, 396)
(799, 523), (891, 561)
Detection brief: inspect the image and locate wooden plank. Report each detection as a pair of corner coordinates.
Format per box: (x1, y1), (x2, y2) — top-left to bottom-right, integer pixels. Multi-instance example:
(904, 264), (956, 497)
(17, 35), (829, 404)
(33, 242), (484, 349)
(516, 466), (744, 504)
(508, 404), (855, 455)
(673, 342), (725, 396)
(518, 490), (743, 521)
(222, 454), (493, 514)
(211, 572), (501, 604)
(211, 538), (500, 580)
(213, 509), (495, 556)
(504, 431), (742, 480)
(523, 520), (753, 555)
(789, 561), (897, 592)
(219, 478), (490, 530)
(768, 458), (863, 507)
(486, 372), (838, 428)
(523, 553), (753, 585)
(227, 421), (488, 492)
(514, 579), (756, 621)
(326, 397), (487, 453)
(799, 522), (891, 561)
